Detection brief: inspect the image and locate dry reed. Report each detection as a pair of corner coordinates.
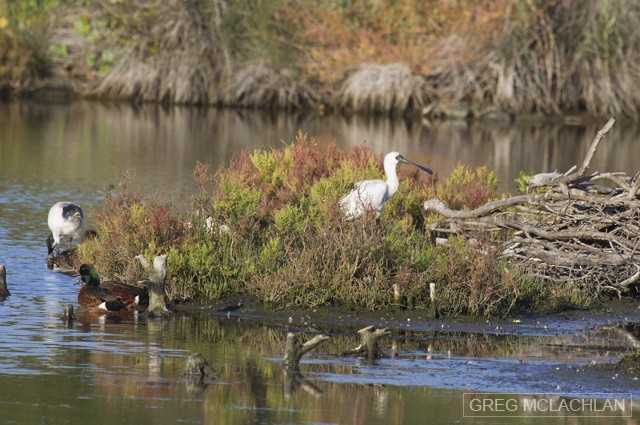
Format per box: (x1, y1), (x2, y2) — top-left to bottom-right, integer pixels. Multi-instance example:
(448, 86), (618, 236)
(230, 62), (318, 110)
(90, 0), (229, 105)
(11, 0), (640, 117)
(338, 63), (431, 114)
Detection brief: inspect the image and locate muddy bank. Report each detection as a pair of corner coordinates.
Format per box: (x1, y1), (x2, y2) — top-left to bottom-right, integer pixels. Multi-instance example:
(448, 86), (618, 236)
(181, 298), (640, 339)
(179, 297), (640, 398)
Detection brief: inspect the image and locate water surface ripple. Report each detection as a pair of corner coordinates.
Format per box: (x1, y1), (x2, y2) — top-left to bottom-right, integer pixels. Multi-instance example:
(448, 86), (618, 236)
(0, 101), (638, 424)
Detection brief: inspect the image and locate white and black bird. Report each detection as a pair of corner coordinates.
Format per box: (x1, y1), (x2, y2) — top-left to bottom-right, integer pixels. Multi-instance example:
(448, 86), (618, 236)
(339, 151), (433, 220)
(47, 202), (84, 254)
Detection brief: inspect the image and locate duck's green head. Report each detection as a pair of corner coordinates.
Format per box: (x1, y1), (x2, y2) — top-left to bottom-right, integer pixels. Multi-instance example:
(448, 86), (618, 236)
(78, 264), (101, 286)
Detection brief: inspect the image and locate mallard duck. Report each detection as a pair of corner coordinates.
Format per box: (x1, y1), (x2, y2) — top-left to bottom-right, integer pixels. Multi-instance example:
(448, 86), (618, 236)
(78, 264), (149, 311)
(48, 202), (84, 254)
(77, 273), (126, 313)
(47, 230), (98, 272)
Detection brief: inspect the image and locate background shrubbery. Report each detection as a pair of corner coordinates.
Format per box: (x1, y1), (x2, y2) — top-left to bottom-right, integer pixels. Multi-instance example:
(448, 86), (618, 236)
(3, 1), (640, 117)
(77, 134), (585, 316)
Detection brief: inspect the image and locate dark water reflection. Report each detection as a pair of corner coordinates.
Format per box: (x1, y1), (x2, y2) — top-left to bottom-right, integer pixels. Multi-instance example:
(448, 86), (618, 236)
(0, 306), (638, 424)
(1, 101), (639, 424)
(1, 101), (639, 204)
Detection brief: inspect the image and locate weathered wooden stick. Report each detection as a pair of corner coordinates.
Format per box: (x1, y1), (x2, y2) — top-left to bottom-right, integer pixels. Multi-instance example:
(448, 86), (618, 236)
(61, 304), (75, 321)
(0, 265), (9, 300)
(283, 332), (330, 368)
(619, 265), (640, 289)
(424, 194), (538, 219)
(342, 325), (390, 359)
(495, 218), (635, 248)
(526, 118), (616, 187)
(571, 117), (616, 179)
(428, 282), (439, 319)
(625, 172), (640, 200)
(136, 254), (168, 284)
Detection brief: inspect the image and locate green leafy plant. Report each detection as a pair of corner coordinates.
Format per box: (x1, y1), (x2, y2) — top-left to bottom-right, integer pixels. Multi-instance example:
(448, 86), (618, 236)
(82, 133), (583, 315)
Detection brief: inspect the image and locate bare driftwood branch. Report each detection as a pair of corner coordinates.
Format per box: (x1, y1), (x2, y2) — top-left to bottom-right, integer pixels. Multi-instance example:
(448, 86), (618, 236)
(424, 118), (640, 295)
(525, 117), (616, 188)
(136, 254), (171, 317)
(619, 265), (640, 289)
(342, 326), (390, 360)
(283, 332), (330, 369)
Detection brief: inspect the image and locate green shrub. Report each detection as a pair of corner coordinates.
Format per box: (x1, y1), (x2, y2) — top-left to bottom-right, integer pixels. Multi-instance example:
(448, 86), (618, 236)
(77, 180), (186, 283)
(81, 133), (583, 316)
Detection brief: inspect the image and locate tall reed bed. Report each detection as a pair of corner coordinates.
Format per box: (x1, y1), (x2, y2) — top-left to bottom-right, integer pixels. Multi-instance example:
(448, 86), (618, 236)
(279, 0), (640, 117)
(6, 1), (640, 117)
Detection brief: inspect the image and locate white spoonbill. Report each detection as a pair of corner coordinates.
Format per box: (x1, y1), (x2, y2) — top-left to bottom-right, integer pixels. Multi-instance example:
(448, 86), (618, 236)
(47, 202), (84, 254)
(339, 151), (433, 220)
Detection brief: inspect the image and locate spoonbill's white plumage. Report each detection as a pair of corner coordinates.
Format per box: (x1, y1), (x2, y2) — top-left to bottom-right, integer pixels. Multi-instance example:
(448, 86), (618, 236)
(339, 152), (432, 220)
(47, 202), (84, 254)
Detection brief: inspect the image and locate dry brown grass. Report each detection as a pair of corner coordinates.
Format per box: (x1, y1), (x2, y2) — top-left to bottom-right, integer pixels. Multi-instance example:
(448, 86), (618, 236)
(230, 62), (318, 110)
(279, 0), (640, 117)
(338, 63), (431, 113)
(279, 1), (504, 80)
(417, 0), (640, 117)
(10, 0), (640, 116)
(91, 1), (229, 105)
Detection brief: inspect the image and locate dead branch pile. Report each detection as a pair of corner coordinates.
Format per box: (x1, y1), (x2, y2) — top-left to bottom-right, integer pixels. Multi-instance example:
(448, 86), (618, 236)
(424, 118), (640, 297)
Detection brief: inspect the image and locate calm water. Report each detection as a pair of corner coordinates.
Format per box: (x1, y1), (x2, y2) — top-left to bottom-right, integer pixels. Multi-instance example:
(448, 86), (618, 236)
(0, 100), (638, 424)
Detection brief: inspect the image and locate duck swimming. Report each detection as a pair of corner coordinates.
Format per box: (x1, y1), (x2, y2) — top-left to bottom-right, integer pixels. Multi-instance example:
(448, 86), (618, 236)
(78, 264), (149, 311)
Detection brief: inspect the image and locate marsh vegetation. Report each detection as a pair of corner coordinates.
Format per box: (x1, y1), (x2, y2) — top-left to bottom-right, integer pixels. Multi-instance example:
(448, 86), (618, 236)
(2, 1), (640, 118)
(73, 133), (592, 316)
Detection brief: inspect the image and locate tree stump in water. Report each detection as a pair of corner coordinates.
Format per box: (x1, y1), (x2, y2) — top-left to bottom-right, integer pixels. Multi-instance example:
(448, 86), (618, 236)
(0, 265), (9, 301)
(184, 353), (216, 377)
(424, 118), (640, 297)
(61, 304), (75, 320)
(135, 254), (171, 317)
(282, 332), (330, 371)
(342, 325), (390, 360)
(183, 353), (217, 393)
